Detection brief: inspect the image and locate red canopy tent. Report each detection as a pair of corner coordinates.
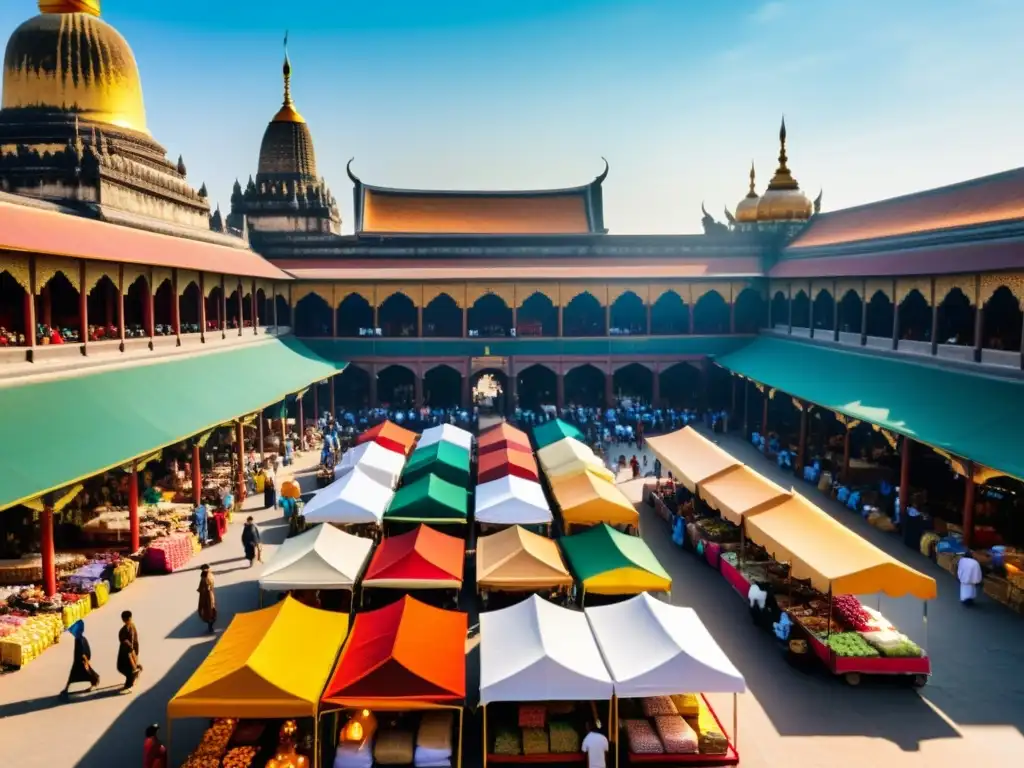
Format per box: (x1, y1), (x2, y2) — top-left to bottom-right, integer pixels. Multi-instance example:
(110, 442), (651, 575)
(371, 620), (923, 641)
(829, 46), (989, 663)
(477, 449), (540, 484)
(478, 423), (532, 456)
(356, 420), (418, 456)
(361, 524), (465, 589)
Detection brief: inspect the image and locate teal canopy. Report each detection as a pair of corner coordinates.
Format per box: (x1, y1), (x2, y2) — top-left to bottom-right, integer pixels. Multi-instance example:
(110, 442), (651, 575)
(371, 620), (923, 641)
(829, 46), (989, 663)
(402, 441), (471, 488)
(532, 419), (584, 450)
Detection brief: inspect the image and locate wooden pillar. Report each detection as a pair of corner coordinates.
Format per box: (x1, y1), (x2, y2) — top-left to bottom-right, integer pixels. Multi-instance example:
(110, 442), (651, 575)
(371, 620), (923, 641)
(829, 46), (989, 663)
(40, 504), (56, 597)
(118, 265), (126, 348)
(236, 284), (244, 336)
(288, 284), (294, 329)
(766, 290), (773, 330)
(332, 301), (339, 337)
(220, 275), (227, 337)
(79, 261), (88, 352)
(796, 407), (808, 471)
(605, 303), (611, 336)
(688, 304), (696, 334)
(808, 292), (815, 337)
(193, 442), (202, 506)
(892, 282), (900, 350)
(842, 428), (852, 484)
(461, 307), (468, 337)
(235, 420), (246, 501)
(832, 283), (840, 341)
(146, 276), (155, 339)
(252, 280), (259, 335)
(899, 436), (912, 519)
(24, 256), (37, 349)
(973, 304), (984, 363)
(859, 283), (868, 345)
(512, 305), (518, 336)
(557, 305), (563, 337)
(172, 269), (181, 342)
(416, 306), (423, 337)
(258, 414), (266, 461)
(787, 290), (793, 334)
(373, 303), (380, 333)
(729, 301), (736, 334)
(962, 461), (976, 548)
(128, 462), (140, 552)
(329, 378), (337, 421)
(652, 369), (661, 408)
(556, 372), (565, 409)
(198, 274), (207, 342)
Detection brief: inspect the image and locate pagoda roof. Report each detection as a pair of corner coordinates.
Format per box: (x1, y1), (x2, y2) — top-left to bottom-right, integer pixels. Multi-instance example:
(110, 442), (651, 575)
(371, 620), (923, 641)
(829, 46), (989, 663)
(348, 160), (608, 235)
(0, 197), (291, 280)
(787, 167), (1024, 251)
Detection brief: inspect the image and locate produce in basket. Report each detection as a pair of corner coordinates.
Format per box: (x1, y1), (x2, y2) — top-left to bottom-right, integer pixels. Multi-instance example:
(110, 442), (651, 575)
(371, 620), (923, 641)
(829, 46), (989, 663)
(653, 716), (698, 754)
(624, 720), (663, 754)
(861, 630), (922, 658)
(669, 694), (700, 718)
(831, 595), (872, 631)
(222, 746), (258, 768)
(641, 696), (678, 716)
(825, 632), (880, 658)
(374, 729), (415, 765)
(181, 756), (219, 768)
(548, 722), (580, 754)
(518, 704), (546, 728)
(493, 726), (521, 756)
(522, 727), (550, 755)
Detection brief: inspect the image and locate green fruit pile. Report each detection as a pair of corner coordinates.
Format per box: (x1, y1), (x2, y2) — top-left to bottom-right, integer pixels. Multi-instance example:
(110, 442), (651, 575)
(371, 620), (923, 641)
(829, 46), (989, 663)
(825, 632), (880, 657)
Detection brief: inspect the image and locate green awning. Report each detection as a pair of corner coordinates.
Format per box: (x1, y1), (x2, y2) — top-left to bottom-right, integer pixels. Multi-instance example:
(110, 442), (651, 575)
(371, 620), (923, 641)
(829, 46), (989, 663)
(402, 441), (471, 488)
(559, 523), (671, 593)
(718, 337), (1024, 478)
(0, 337), (344, 511)
(386, 474), (468, 524)
(532, 419), (584, 450)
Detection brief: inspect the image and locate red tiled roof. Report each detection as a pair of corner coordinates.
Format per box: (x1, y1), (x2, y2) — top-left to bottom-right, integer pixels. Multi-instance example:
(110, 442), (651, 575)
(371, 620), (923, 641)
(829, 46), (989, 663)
(0, 200), (292, 280)
(789, 168), (1024, 249)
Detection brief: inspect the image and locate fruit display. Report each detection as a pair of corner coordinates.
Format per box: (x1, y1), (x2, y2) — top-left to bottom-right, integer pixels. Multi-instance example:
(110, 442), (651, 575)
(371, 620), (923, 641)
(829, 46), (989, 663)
(825, 632), (879, 658)
(695, 518), (738, 543)
(653, 715), (698, 754)
(221, 746), (258, 768)
(0, 612), (63, 667)
(493, 726), (521, 756)
(831, 595), (872, 631)
(197, 719), (237, 758)
(548, 721), (580, 753)
(518, 704), (546, 728)
(521, 727), (550, 755)
(144, 532), (193, 573)
(641, 696), (678, 716)
(624, 719), (663, 754)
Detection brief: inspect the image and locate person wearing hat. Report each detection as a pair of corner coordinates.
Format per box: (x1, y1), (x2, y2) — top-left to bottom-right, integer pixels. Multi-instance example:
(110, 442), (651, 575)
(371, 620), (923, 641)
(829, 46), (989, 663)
(144, 724), (167, 768)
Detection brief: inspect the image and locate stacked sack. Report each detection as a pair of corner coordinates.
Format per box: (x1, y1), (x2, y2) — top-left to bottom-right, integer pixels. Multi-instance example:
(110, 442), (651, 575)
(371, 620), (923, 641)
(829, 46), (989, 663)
(0, 613), (63, 667)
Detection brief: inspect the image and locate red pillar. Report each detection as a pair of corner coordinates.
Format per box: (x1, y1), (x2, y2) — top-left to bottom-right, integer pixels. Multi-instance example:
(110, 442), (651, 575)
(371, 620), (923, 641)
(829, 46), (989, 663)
(128, 463), (140, 552)
(899, 436), (912, 518)
(146, 281), (155, 338)
(235, 420), (246, 501)
(963, 461), (976, 548)
(41, 505), (56, 597)
(192, 443), (202, 506)
(79, 261), (88, 351)
(23, 290), (35, 349)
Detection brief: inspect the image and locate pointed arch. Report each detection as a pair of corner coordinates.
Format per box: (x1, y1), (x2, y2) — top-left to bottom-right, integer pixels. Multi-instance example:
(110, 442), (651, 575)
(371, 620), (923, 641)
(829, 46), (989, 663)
(563, 291), (605, 336)
(982, 285), (1022, 351)
(770, 290), (788, 330)
(692, 289), (729, 334)
(424, 364), (463, 408)
(379, 292), (418, 337)
(294, 292), (333, 337)
(650, 289), (688, 335)
(468, 292), (513, 337)
(518, 292), (557, 336)
(337, 292), (374, 337)
(516, 363), (558, 410)
(609, 290), (646, 335)
(812, 288), (835, 332)
(564, 363), (606, 407)
(791, 289), (810, 329)
(837, 289), (862, 334)
(865, 290), (893, 338)
(897, 289), (930, 342)
(733, 287), (763, 334)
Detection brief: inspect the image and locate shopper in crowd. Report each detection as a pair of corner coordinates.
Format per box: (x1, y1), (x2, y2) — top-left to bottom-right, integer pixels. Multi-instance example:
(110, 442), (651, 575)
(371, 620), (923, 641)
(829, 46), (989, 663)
(630, 455), (640, 479)
(263, 463), (277, 510)
(581, 721), (609, 768)
(242, 516), (262, 567)
(116, 610), (142, 694)
(197, 564), (217, 633)
(60, 620), (99, 698)
(143, 724), (168, 768)
(957, 552), (983, 606)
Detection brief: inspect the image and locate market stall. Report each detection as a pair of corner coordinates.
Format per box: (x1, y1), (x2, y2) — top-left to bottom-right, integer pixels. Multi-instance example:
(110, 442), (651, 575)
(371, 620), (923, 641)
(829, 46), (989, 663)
(360, 525), (464, 608)
(533, 420), (585, 451)
(403, 442), (472, 488)
(480, 594), (613, 767)
(303, 467), (395, 529)
(336, 441), (407, 490)
(167, 596), (349, 767)
(384, 475), (469, 529)
(480, 423), (532, 456)
(419, 424), (475, 453)
(357, 420), (419, 456)
(320, 595), (468, 768)
(698, 467), (789, 525)
(538, 439), (610, 481)
(258, 524), (374, 608)
(586, 593), (745, 767)
(561, 524), (671, 603)
(476, 526), (573, 606)
(548, 473), (639, 532)
(478, 449), (541, 485)
(646, 429), (740, 493)
(475, 476), (553, 528)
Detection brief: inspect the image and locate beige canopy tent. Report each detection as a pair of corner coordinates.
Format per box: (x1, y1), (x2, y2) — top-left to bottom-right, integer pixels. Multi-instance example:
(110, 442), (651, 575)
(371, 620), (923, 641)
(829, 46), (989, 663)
(646, 427), (740, 492)
(698, 465), (790, 524)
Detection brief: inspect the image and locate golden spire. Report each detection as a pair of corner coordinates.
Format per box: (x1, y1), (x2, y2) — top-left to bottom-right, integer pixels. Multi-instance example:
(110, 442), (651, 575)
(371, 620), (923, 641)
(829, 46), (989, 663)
(273, 31), (305, 124)
(745, 161), (758, 199)
(766, 115), (799, 191)
(38, 0), (100, 15)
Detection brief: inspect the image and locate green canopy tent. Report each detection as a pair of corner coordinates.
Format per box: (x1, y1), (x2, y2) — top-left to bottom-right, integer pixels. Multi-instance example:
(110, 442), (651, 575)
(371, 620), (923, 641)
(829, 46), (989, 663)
(532, 419), (585, 450)
(560, 523), (672, 598)
(386, 474), (469, 525)
(402, 441), (471, 488)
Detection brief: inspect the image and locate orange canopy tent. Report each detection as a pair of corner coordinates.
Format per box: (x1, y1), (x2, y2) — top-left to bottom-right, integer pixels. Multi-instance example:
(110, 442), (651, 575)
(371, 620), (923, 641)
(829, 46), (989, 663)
(361, 524), (465, 589)
(477, 448), (540, 484)
(478, 423), (532, 456)
(322, 595), (468, 709)
(356, 420), (418, 456)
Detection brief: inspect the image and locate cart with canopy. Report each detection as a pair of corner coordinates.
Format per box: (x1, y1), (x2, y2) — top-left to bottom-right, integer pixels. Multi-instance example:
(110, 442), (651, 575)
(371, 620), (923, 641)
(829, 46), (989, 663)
(549, 473), (638, 532)
(480, 423), (532, 456)
(475, 476), (553, 529)
(419, 423), (475, 452)
(533, 420), (585, 451)
(360, 524), (465, 608)
(476, 526), (573, 606)
(336, 441), (408, 489)
(357, 420), (419, 456)
(561, 524), (671, 603)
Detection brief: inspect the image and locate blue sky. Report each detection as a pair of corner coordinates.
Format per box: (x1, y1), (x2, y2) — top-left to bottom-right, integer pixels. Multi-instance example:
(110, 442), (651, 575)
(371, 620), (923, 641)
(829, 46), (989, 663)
(2, 0), (1022, 233)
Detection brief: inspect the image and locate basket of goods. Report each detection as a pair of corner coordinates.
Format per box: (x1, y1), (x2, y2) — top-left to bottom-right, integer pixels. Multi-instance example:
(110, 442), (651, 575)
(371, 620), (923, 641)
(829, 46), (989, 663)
(518, 704), (546, 728)
(690, 700), (728, 755)
(824, 632), (879, 658)
(860, 629), (922, 658)
(374, 728), (415, 765)
(221, 746), (258, 768)
(493, 726), (521, 756)
(548, 722), (580, 754)
(281, 480), (302, 499)
(415, 711), (454, 767)
(653, 716), (698, 754)
(669, 694), (700, 718)
(830, 595), (872, 631)
(196, 719), (236, 758)
(91, 581), (110, 609)
(521, 727), (550, 755)
(624, 720), (663, 754)
(641, 696), (678, 717)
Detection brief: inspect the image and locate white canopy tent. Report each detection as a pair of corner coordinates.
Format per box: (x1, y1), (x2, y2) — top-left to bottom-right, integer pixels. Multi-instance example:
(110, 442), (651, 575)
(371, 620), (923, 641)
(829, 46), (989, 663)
(537, 437), (604, 473)
(418, 423), (474, 452)
(480, 594), (612, 704)
(306, 467), (395, 525)
(258, 523), (374, 593)
(335, 440), (406, 489)
(585, 592), (746, 697)
(475, 475), (552, 526)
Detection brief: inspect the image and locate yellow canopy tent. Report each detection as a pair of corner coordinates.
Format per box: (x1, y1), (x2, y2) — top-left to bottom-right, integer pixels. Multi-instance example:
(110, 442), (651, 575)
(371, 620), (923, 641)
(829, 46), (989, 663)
(646, 427), (740, 492)
(537, 438), (604, 473)
(549, 472), (638, 529)
(744, 493), (938, 600)
(167, 596), (349, 720)
(476, 525), (574, 591)
(545, 460), (616, 484)
(698, 465), (790, 524)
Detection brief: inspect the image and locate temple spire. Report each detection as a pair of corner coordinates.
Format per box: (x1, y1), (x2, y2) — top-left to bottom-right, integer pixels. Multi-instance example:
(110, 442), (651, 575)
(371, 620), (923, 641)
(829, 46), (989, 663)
(746, 161), (757, 198)
(282, 31), (293, 107)
(766, 115), (799, 191)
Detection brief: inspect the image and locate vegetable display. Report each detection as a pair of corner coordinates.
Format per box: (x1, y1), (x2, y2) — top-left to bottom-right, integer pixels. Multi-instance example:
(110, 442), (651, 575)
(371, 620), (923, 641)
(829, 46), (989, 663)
(548, 722), (580, 753)
(493, 727), (521, 756)
(825, 632), (880, 658)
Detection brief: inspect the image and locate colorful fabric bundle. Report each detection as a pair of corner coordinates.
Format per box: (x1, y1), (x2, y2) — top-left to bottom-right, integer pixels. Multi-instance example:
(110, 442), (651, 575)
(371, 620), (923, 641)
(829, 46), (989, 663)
(653, 716), (697, 754)
(669, 694), (700, 718)
(642, 696), (678, 716)
(374, 729), (415, 765)
(521, 728), (550, 755)
(624, 720), (663, 754)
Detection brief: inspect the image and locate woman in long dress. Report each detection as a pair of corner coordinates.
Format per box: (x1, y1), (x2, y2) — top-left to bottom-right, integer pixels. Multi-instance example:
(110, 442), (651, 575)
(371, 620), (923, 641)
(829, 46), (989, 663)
(197, 564), (217, 633)
(263, 465), (277, 509)
(60, 620), (99, 697)
(116, 610), (141, 694)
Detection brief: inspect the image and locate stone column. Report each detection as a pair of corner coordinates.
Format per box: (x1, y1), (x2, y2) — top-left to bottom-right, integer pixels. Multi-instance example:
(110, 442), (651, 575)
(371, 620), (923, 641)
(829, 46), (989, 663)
(557, 306), (563, 337)
(859, 282), (868, 345)
(646, 302), (652, 335)
(236, 284), (244, 337)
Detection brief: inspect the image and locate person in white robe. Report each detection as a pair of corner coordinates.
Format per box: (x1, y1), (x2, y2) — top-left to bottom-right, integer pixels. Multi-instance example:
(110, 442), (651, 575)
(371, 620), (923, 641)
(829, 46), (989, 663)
(956, 553), (983, 605)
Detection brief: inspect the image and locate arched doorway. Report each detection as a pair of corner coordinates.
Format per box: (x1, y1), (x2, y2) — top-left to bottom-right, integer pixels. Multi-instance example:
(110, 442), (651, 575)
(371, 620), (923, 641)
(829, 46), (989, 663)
(865, 291), (893, 338)
(650, 290), (688, 334)
(837, 289), (862, 334)
(37, 270), (81, 342)
(612, 363), (653, 405)
(517, 292), (557, 336)
(226, 288), (242, 329)
(770, 290), (788, 330)
(472, 369), (508, 414)
(563, 292), (605, 336)
(517, 364), (557, 410)
(564, 364), (606, 407)
(812, 289), (834, 334)
(206, 285), (224, 333)
(337, 293), (374, 337)
(255, 288), (267, 328)
(154, 279), (175, 335)
(468, 293), (512, 337)
(609, 291), (646, 335)
(180, 281), (202, 333)
(423, 294), (462, 337)
(294, 293), (332, 337)
(791, 290), (810, 329)
(424, 365), (462, 409)
(898, 289), (931, 341)
(0, 269), (28, 345)
(378, 364), (415, 407)
(275, 294), (290, 329)
(124, 275), (150, 337)
(733, 288), (763, 334)
(937, 288), (973, 346)
(692, 290), (729, 334)
(659, 363), (700, 408)
(983, 286), (1023, 351)
(86, 275), (119, 340)
(335, 365), (370, 410)
(378, 292), (417, 337)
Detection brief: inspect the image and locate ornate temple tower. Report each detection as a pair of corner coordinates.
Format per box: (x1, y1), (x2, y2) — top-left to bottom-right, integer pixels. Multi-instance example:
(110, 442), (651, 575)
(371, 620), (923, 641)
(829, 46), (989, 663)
(754, 118), (815, 233)
(0, 0), (227, 239)
(228, 43), (341, 235)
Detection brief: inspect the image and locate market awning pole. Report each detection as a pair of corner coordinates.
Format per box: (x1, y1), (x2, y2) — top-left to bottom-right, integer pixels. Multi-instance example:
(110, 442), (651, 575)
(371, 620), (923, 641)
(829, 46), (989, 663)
(41, 501), (56, 597)
(614, 696), (620, 768)
(129, 461), (140, 553)
(192, 442), (202, 507)
(259, 414), (266, 463)
(457, 706), (464, 768)
(732, 692), (738, 751)
(482, 703), (487, 768)
(314, 712), (320, 768)
(235, 420), (246, 503)
(923, 601), (929, 654)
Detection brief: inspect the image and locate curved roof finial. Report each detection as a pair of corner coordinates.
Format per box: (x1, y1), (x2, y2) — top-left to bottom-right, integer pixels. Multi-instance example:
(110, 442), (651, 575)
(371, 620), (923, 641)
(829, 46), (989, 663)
(594, 157), (609, 184)
(346, 158), (361, 184)
(701, 201), (710, 218)
(746, 161), (758, 198)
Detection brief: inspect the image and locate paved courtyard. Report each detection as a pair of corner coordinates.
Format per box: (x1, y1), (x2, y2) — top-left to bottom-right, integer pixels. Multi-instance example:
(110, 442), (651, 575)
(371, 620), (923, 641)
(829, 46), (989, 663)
(1, 436), (1022, 768)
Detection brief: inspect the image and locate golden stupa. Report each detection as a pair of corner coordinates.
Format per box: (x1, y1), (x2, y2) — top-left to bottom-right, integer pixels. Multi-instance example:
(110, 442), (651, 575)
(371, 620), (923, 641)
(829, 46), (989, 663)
(2, 0), (149, 134)
(257, 45), (318, 181)
(734, 162), (760, 223)
(756, 118), (812, 221)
